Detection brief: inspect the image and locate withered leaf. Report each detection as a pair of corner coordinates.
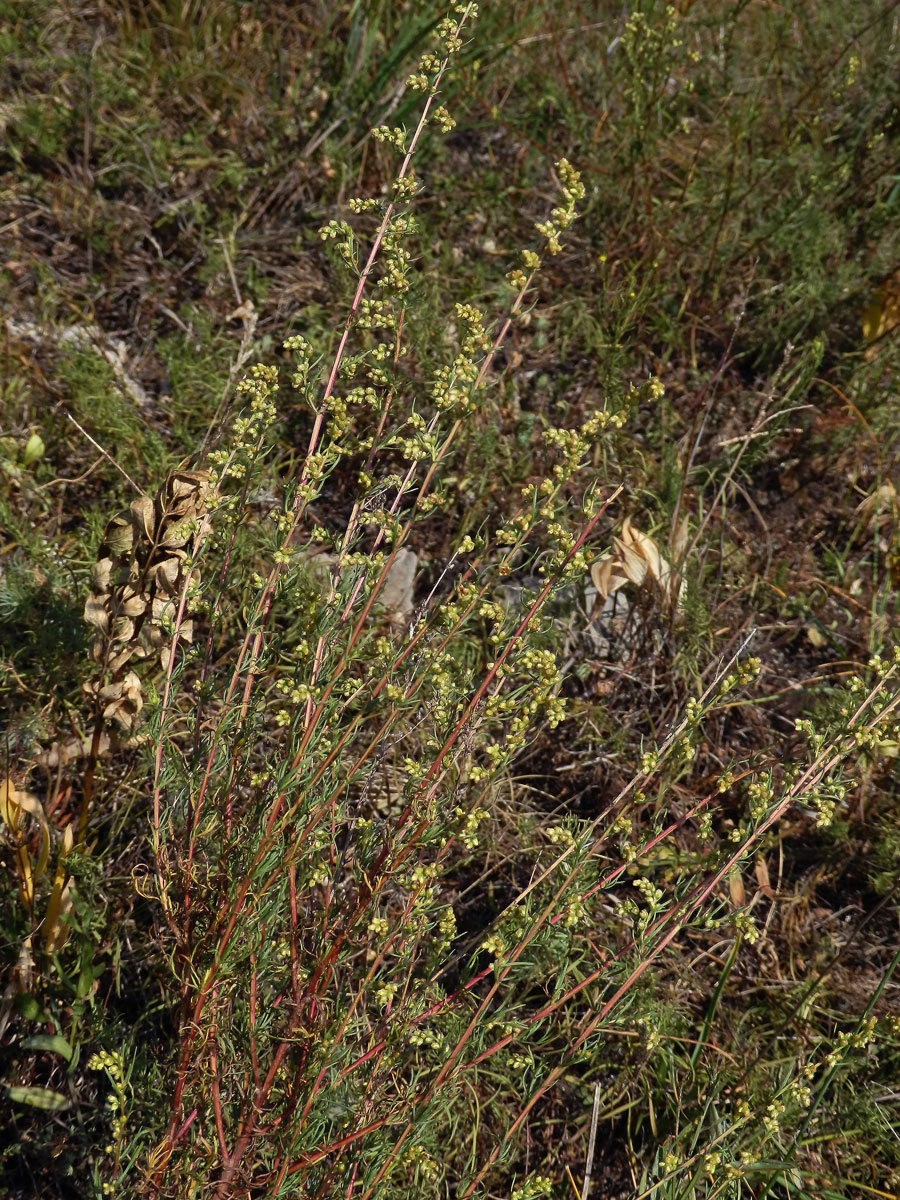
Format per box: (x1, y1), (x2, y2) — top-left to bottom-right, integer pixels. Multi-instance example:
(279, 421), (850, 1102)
(671, 514), (690, 561)
(151, 595), (177, 626)
(168, 469), (211, 499)
(99, 671), (143, 730)
(159, 521), (192, 549)
(111, 615), (136, 643)
(153, 557), (181, 594)
(83, 594), (110, 633)
(107, 645), (137, 673)
(611, 534), (649, 587)
(130, 495), (155, 541)
(117, 590), (148, 619)
(91, 558), (112, 592)
(590, 517), (685, 609)
(104, 516), (133, 556)
(590, 555), (631, 599)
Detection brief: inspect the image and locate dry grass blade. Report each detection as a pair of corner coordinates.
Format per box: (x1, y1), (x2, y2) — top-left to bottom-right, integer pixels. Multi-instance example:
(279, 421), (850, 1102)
(580, 1081), (602, 1200)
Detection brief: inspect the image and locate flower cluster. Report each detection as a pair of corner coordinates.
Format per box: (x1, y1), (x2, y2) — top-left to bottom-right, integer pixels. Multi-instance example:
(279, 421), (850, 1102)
(88, 1048), (128, 1192)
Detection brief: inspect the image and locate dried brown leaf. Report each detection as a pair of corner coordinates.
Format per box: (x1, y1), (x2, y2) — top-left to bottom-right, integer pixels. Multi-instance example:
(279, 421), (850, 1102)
(151, 596), (176, 625)
(158, 520), (192, 549)
(728, 867), (746, 907)
(83, 594), (110, 634)
(755, 855), (774, 897)
(672, 514), (690, 561)
(154, 557), (181, 593)
(118, 590), (148, 619)
(104, 516), (134, 556)
(91, 558), (112, 592)
(111, 615), (136, 643)
(590, 555), (630, 600)
(131, 495), (155, 541)
(99, 671), (143, 730)
(611, 535), (649, 587)
(590, 518), (685, 611)
(621, 519), (662, 579)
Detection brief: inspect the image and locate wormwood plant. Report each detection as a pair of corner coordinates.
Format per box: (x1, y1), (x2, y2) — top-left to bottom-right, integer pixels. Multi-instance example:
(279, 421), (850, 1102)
(133, 8), (612, 1193)
(53, 6), (899, 1199)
